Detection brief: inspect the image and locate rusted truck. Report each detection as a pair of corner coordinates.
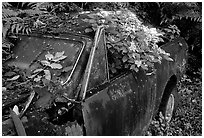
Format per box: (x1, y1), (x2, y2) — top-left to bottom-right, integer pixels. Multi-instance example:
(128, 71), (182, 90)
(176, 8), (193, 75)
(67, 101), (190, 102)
(2, 13), (187, 136)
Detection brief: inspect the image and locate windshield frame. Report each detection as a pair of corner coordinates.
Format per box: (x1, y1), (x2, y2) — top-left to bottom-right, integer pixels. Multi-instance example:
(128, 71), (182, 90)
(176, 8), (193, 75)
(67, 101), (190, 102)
(5, 33), (93, 86)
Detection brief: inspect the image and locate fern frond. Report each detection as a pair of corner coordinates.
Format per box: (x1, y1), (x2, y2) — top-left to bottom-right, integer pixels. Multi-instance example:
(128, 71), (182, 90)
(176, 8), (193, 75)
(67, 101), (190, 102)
(21, 2), (28, 8)
(34, 2), (46, 10)
(9, 23), (32, 35)
(37, 2), (54, 11)
(173, 9), (202, 22)
(2, 2), (12, 9)
(2, 38), (14, 49)
(10, 23), (26, 34)
(18, 9), (46, 16)
(2, 22), (11, 38)
(26, 2), (38, 9)
(3, 16), (23, 23)
(2, 9), (18, 19)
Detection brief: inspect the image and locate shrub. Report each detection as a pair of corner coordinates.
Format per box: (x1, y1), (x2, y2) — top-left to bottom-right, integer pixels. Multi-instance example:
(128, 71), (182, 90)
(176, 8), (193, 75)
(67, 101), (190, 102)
(82, 9), (173, 74)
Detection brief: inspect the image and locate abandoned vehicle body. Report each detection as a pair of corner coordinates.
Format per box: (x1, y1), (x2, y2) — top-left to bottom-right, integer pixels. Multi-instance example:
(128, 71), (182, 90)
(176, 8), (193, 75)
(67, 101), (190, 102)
(2, 12), (187, 136)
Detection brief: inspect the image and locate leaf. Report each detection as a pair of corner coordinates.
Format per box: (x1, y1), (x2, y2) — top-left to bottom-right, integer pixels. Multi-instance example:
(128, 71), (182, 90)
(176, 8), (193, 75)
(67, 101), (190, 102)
(110, 67), (117, 74)
(120, 46), (128, 53)
(134, 60), (142, 67)
(130, 64), (136, 70)
(52, 51), (67, 62)
(10, 109), (27, 136)
(7, 75), (20, 81)
(87, 14), (96, 18)
(19, 91), (35, 117)
(22, 26), (26, 34)
(33, 68), (44, 73)
(54, 51), (65, 58)
(26, 27), (29, 35)
(81, 19), (89, 22)
(44, 70), (51, 81)
(62, 66), (73, 72)
(41, 60), (50, 66)
(122, 55), (128, 62)
(4, 71), (16, 77)
(106, 43), (112, 49)
(88, 19), (97, 24)
(85, 28), (93, 33)
(163, 55), (174, 61)
(11, 24), (16, 33)
(28, 74), (37, 79)
(45, 52), (54, 60)
(16, 24), (20, 34)
(52, 55), (67, 62)
(141, 64), (148, 70)
(130, 65), (139, 72)
(13, 105), (20, 115)
(50, 63), (63, 69)
(34, 75), (42, 82)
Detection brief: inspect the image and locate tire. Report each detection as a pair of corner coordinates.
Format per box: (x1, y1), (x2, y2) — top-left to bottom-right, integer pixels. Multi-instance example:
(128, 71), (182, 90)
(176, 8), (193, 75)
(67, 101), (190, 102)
(159, 87), (180, 122)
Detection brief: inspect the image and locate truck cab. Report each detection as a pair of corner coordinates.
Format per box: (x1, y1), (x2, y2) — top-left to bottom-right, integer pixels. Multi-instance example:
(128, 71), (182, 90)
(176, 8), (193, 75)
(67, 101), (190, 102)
(2, 12), (187, 136)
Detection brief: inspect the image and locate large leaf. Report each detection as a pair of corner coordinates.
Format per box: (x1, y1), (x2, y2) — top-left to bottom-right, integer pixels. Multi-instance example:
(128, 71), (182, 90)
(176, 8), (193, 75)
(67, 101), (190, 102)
(44, 70), (51, 81)
(34, 75), (42, 82)
(52, 55), (67, 62)
(52, 51), (67, 62)
(62, 66), (73, 72)
(7, 75), (20, 81)
(41, 60), (51, 66)
(45, 52), (54, 60)
(54, 51), (65, 58)
(130, 64), (139, 72)
(33, 68), (44, 73)
(163, 54), (174, 61)
(134, 60), (142, 67)
(50, 63), (63, 69)
(122, 55), (128, 62)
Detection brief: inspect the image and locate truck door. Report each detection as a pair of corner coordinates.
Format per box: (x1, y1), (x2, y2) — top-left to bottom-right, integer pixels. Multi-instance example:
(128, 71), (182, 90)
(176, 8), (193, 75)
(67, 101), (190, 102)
(82, 27), (157, 135)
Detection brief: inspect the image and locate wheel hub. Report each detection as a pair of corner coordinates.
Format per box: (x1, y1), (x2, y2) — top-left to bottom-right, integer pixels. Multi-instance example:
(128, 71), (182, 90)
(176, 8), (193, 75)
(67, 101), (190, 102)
(165, 93), (175, 122)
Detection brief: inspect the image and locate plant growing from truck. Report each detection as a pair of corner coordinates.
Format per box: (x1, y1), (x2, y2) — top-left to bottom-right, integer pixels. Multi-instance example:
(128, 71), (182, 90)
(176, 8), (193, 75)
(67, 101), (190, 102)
(29, 51), (67, 86)
(82, 9), (173, 74)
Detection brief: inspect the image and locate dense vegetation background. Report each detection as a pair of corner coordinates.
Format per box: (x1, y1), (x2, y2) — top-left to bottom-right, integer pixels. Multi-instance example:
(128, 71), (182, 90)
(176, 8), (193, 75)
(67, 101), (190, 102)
(2, 2), (202, 136)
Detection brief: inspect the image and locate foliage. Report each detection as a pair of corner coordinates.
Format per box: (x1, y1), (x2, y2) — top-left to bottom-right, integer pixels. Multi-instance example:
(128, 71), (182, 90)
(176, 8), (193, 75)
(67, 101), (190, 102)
(74, 2), (202, 65)
(146, 73), (202, 136)
(2, 2), (47, 56)
(128, 2), (201, 26)
(129, 2), (201, 48)
(112, 2), (201, 77)
(145, 112), (171, 136)
(74, 2), (129, 11)
(82, 9), (173, 74)
(38, 2), (82, 14)
(3, 2), (201, 75)
(28, 51), (67, 86)
(2, 51), (67, 94)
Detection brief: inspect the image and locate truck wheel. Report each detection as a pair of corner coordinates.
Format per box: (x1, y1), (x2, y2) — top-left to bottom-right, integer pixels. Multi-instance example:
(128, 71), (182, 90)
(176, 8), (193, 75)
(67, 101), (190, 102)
(160, 87), (179, 122)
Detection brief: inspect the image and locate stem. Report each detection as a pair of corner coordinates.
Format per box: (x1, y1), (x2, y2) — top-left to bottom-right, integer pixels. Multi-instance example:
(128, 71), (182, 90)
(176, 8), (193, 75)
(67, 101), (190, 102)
(16, 66), (47, 86)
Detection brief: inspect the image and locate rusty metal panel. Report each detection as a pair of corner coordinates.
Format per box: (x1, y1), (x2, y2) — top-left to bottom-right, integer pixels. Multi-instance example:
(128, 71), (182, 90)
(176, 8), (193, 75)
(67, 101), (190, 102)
(154, 38), (188, 112)
(82, 70), (157, 136)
